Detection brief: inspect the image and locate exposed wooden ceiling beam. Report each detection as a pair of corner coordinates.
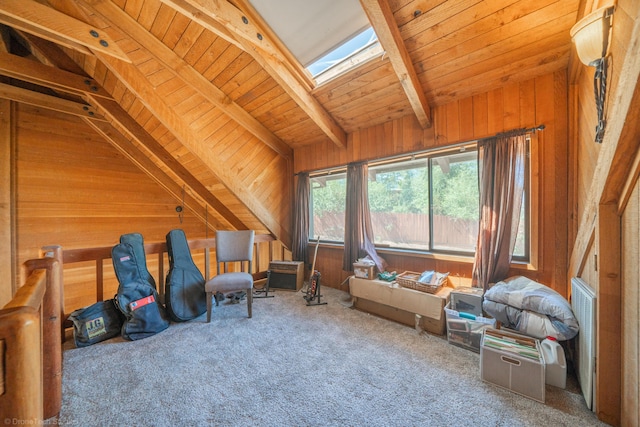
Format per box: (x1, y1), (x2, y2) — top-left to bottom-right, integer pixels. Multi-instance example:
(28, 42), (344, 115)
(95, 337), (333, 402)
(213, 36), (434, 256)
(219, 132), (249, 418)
(0, 51), (110, 99)
(79, 0), (292, 159)
(360, 0), (431, 128)
(0, 82), (104, 120)
(0, 0), (130, 62)
(16, 30), (89, 74)
(159, 0), (347, 148)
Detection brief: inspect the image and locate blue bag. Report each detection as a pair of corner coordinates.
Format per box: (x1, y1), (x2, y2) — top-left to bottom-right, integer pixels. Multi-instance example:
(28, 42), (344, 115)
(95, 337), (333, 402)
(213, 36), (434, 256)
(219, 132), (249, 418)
(68, 299), (124, 348)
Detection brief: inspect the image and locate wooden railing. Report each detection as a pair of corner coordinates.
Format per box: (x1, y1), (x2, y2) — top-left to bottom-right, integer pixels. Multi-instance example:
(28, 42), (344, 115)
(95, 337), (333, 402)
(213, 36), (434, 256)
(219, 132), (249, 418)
(56, 234), (282, 319)
(0, 248), (63, 423)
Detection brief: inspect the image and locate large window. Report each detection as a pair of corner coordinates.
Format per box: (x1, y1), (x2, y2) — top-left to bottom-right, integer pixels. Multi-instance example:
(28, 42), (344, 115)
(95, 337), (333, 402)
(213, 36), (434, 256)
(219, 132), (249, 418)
(310, 173), (347, 242)
(430, 151), (479, 253)
(309, 144), (529, 260)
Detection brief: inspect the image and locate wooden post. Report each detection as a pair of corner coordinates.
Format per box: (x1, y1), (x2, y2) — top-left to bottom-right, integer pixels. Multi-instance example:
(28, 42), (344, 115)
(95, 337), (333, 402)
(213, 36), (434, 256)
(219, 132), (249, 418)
(0, 307), (42, 422)
(596, 202), (621, 425)
(0, 268), (47, 423)
(41, 246), (64, 341)
(0, 98), (16, 307)
(29, 246), (64, 420)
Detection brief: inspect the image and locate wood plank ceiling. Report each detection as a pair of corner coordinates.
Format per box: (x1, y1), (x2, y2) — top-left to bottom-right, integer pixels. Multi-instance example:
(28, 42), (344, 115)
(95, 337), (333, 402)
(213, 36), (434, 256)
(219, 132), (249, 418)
(0, 0), (581, 246)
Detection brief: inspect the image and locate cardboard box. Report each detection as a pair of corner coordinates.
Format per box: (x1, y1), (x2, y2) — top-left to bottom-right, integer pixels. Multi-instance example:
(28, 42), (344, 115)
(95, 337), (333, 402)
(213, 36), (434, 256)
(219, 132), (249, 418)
(349, 277), (451, 335)
(353, 262), (376, 280)
(480, 329), (545, 403)
(450, 286), (484, 316)
(445, 303), (496, 353)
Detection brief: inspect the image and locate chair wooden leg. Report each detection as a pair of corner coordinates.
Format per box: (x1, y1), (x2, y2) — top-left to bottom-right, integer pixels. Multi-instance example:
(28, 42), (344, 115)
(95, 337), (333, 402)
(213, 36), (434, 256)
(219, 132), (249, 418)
(247, 289), (252, 318)
(206, 291), (212, 323)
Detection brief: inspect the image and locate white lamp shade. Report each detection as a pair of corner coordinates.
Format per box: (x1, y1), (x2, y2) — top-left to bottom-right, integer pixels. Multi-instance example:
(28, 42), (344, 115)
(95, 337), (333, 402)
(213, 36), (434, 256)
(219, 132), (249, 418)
(570, 6), (614, 66)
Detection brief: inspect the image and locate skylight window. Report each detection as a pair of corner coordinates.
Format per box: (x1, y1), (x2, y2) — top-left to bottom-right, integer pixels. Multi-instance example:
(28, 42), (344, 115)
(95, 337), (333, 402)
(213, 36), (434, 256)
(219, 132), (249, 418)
(307, 27), (382, 85)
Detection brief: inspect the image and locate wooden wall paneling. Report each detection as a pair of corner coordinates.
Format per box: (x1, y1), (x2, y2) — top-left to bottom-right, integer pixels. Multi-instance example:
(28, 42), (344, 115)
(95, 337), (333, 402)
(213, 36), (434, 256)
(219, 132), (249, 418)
(621, 182), (639, 427)
(534, 73), (555, 288)
(503, 82), (521, 130)
(472, 92), (488, 138)
(433, 103), (447, 146)
(0, 98), (16, 306)
(14, 105), (208, 311)
(458, 97), (474, 142)
(350, 130), (361, 165)
(380, 120), (392, 158)
(391, 114), (403, 153)
(486, 87), (503, 135)
(553, 69), (569, 292)
(528, 129), (541, 273)
(519, 78), (537, 129)
(445, 101), (460, 143)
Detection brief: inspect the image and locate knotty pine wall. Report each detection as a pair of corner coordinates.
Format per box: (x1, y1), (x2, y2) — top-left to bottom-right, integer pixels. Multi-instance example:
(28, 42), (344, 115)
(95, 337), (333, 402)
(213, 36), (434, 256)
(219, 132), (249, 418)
(295, 70), (569, 297)
(13, 104), (207, 313)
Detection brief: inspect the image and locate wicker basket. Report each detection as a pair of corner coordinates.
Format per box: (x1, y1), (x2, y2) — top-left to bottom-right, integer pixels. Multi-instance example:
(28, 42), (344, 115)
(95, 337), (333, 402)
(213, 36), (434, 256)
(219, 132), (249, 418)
(396, 271), (447, 294)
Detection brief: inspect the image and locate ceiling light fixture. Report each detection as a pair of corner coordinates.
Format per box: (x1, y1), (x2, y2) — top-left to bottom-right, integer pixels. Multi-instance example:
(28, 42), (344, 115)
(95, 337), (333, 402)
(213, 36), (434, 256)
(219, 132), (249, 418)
(570, 4), (615, 143)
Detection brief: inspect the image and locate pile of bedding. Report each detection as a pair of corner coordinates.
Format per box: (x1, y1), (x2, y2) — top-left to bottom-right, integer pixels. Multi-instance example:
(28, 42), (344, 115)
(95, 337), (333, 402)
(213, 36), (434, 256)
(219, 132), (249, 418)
(482, 276), (579, 341)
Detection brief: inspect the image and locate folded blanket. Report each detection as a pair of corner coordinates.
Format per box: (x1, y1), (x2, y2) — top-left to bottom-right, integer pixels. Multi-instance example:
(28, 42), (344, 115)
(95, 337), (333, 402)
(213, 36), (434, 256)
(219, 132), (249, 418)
(482, 276), (579, 341)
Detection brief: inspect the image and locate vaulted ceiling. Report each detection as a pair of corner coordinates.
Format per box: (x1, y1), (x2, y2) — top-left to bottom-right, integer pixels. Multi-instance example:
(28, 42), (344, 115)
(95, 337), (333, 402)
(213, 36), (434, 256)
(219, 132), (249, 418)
(0, 0), (582, 247)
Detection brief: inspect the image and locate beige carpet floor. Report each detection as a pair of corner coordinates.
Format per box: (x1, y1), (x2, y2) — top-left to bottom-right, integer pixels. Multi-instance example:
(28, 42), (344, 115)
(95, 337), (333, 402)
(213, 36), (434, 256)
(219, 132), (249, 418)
(58, 286), (607, 426)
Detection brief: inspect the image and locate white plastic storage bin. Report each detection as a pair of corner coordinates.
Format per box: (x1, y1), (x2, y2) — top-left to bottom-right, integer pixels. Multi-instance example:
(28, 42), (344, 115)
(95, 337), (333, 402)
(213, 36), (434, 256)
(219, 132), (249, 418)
(480, 329), (545, 403)
(450, 286), (484, 316)
(444, 303), (496, 353)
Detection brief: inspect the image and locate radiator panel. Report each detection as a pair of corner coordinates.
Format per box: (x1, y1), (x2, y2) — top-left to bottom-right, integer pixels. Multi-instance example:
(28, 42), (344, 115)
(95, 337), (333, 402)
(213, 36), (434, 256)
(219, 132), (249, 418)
(571, 277), (597, 410)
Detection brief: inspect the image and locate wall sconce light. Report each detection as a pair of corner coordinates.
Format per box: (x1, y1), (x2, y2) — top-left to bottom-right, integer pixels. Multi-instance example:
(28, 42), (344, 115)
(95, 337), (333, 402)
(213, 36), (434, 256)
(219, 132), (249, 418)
(570, 5), (615, 143)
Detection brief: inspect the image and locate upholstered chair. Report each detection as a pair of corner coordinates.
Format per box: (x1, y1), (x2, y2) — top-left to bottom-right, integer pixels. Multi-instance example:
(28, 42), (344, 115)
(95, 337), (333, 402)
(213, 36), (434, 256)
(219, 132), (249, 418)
(205, 230), (254, 322)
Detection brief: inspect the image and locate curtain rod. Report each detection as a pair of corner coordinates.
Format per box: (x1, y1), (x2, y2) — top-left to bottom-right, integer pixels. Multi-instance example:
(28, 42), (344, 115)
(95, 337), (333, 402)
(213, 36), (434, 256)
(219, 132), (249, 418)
(297, 124), (545, 177)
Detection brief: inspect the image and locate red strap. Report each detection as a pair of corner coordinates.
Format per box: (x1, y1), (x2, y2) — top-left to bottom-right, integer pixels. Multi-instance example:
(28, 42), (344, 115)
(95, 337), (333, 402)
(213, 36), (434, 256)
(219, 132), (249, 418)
(129, 295), (155, 311)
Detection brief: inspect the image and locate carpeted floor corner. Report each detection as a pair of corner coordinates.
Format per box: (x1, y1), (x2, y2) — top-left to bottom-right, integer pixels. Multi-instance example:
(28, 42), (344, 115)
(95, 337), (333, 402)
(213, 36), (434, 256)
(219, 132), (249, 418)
(58, 287), (606, 426)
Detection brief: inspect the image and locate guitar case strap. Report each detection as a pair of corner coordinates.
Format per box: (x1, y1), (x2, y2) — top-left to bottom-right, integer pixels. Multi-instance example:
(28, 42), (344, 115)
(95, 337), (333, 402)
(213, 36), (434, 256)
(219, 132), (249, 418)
(165, 229), (207, 322)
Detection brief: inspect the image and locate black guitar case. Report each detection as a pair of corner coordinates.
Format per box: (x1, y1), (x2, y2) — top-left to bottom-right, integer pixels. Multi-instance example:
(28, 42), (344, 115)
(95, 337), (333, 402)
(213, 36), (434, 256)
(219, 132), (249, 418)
(165, 229), (207, 322)
(112, 241), (169, 340)
(119, 232), (156, 290)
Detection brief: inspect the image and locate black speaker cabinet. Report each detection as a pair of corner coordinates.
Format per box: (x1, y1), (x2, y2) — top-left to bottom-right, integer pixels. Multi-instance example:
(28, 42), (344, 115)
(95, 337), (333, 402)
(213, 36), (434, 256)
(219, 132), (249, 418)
(268, 261), (304, 291)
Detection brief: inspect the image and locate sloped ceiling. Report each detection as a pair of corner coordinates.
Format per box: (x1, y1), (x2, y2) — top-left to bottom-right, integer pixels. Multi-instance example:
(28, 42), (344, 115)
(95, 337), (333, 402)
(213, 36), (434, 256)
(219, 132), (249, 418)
(0, 0), (582, 247)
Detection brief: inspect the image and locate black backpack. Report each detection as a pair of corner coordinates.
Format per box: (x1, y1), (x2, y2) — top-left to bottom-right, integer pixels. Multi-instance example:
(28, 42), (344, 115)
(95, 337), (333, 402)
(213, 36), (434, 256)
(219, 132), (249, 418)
(165, 229), (207, 322)
(112, 238), (169, 340)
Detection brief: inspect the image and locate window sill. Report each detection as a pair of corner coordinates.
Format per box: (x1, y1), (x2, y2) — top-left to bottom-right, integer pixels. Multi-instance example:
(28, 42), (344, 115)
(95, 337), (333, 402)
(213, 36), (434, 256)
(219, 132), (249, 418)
(315, 242), (536, 271)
